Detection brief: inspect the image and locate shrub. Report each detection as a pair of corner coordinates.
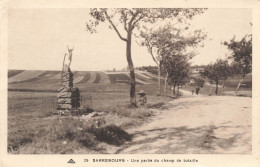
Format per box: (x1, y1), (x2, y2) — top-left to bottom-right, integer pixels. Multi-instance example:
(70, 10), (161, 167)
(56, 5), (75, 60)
(89, 125), (131, 146)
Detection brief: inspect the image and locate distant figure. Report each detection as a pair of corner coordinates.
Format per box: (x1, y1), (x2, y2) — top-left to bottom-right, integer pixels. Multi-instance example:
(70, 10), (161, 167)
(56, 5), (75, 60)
(138, 90), (147, 104)
(195, 87), (200, 95)
(191, 89), (194, 95)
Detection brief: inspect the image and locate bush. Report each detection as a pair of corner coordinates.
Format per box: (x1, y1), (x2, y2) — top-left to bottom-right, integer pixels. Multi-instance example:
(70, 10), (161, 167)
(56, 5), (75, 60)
(16, 116), (131, 153)
(77, 131), (97, 148)
(89, 125), (131, 146)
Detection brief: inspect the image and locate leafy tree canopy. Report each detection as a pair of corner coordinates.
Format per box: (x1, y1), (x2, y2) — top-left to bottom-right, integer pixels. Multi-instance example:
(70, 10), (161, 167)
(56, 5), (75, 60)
(87, 8), (206, 36)
(224, 34), (252, 77)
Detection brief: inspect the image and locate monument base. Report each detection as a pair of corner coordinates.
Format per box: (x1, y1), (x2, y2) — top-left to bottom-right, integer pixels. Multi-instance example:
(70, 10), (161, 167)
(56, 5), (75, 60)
(57, 68), (80, 113)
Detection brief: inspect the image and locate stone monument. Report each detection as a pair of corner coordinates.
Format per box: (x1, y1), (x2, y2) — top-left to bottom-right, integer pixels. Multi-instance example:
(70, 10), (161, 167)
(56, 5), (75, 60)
(57, 46), (80, 113)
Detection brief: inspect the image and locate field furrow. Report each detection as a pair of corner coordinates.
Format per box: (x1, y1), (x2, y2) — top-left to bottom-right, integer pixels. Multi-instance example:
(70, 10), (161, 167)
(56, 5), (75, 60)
(107, 73), (130, 84)
(140, 71), (159, 81)
(135, 70), (153, 79)
(77, 72), (91, 84)
(74, 76), (85, 83)
(51, 73), (62, 79)
(124, 73), (147, 85)
(87, 72), (97, 84)
(8, 70), (24, 78)
(8, 71), (46, 83)
(93, 73), (101, 83)
(99, 71), (110, 84)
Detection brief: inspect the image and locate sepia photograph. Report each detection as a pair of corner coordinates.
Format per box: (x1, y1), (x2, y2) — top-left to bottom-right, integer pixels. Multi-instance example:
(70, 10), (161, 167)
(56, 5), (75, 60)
(1, 1), (260, 166)
(6, 7), (253, 155)
(6, 8), (253, 154)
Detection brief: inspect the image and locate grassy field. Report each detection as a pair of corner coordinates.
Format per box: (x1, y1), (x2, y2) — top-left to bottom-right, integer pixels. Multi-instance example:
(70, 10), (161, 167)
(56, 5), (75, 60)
(7, 70), (252, 154)
(8, 81), (170, 154)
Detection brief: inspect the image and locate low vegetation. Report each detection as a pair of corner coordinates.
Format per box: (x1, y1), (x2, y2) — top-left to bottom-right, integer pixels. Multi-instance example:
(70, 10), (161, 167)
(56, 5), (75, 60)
(8, 67), (251, 154)
(8, 83), (170, 154)
(182, 74), (252, 97)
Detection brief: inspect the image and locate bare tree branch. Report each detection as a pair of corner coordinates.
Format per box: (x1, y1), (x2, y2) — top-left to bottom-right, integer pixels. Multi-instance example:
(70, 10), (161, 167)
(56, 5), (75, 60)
(121, 11), (128, 32)
(128, 11), (139, 30)
(132, 15), (144, 29)
(123, 16), (128, 31)
(104, 11), (127, 42)
(150, 46), (158, 66)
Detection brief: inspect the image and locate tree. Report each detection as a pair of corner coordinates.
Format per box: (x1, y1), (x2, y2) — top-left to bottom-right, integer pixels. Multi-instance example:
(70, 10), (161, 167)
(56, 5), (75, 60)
(139, 23), (205, 96)
(86, 8), (205, 106)
(208, 59), (233, 94)
(200, 65), (215, 95)
(224, 34), (252, 94)
(163, 53), (192, 95)
(200, 59), (233, 95)
(214, 59), (233, 94)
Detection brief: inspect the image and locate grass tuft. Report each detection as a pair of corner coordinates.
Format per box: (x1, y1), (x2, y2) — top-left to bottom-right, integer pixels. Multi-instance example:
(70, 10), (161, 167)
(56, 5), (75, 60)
(89, 125), (131, 146)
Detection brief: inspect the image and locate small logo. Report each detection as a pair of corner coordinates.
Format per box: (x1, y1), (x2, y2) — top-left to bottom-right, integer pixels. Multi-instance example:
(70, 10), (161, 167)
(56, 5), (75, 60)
(67, 159), (76, 164)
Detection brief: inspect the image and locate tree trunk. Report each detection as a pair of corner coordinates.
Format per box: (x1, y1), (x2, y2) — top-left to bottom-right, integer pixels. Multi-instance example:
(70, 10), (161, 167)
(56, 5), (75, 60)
(164, 72), (168, 97)
(215, 81), (218, 95)
(236, 77), (244, 94)
(177, 85), (179, 95)
(157, 63), (161, 96)
(173, 84), (176, 95)
(126, 30), (136, 107)
(209, 83), (213, 95)
(221, 80), (225, 95)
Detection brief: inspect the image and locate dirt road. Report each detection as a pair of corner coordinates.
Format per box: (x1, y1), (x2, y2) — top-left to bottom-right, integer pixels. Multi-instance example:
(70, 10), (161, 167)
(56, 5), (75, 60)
(115, 90), (252, 154)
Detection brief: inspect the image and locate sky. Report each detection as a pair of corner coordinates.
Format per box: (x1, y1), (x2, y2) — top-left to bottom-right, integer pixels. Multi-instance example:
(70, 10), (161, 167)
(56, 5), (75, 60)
(8, 8), (252, 71)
